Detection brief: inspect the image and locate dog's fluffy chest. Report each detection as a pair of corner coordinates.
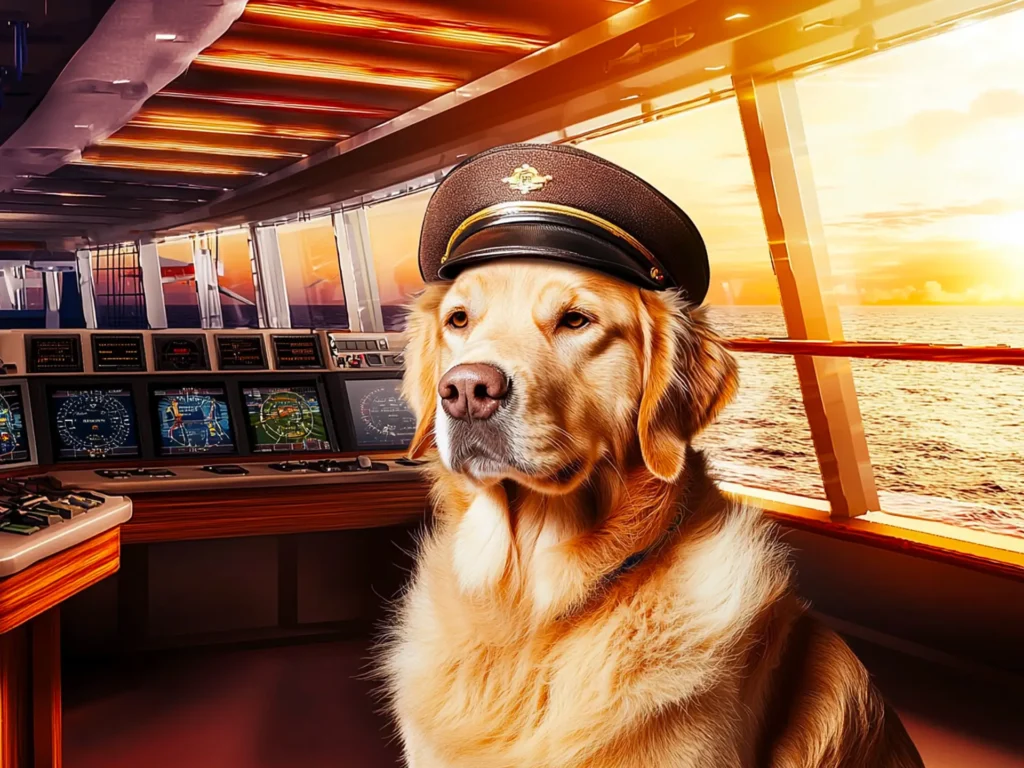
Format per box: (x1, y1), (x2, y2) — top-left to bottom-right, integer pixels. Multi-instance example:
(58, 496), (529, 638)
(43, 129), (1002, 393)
(383, 505), (788, 768)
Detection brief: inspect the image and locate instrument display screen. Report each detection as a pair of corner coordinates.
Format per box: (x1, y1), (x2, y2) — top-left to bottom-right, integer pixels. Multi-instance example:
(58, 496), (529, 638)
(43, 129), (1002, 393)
(344, 378), (417, 449)
(242, 383), (331, 453)
(50, 387), (140, 460)
(154, 335), (210, 372)
(28, 335), (83, 373)
(271, 335), (324, 369)
(216, 336), (267, 370)
(0, 386), (30, 464)
(153, 386), (235, 456)
(92, 334), (146, 372)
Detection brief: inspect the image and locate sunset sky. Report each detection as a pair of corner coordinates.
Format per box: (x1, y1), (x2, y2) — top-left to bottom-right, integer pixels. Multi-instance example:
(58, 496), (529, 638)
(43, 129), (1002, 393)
(367, 8), (1024, 308)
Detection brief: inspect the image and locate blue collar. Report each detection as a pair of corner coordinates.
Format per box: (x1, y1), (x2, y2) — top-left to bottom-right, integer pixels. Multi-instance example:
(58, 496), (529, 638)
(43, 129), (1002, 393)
(603, 507), (685, 584)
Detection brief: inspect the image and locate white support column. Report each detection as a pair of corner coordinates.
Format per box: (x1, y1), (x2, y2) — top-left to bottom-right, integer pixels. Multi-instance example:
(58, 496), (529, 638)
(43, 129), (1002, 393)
(0, 268), (16, 310)
(192, 235), (224, 329)
(138, 241), (167, 329)
(334, 208), (385, 332)
(43, 271), (61, 328)
(246, 229), (266, 328)
(75, 250), (98, 329)
(252, 225), (291, 328)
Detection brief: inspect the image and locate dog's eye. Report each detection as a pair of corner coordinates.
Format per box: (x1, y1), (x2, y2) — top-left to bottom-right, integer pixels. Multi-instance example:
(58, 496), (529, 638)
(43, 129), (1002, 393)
(559, 311), (590, 330)
(446, 311), (469, 329)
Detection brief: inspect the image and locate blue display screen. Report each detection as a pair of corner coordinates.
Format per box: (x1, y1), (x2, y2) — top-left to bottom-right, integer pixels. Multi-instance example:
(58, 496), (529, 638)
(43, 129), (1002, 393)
(51, 387), (140, 460)
(0, 386), (30, 464)
(154, 386), (235, 456)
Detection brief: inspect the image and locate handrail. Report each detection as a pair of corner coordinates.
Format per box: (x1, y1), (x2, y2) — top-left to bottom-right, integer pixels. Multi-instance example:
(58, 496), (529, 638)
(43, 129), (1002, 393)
(724, 338), (1024, 366)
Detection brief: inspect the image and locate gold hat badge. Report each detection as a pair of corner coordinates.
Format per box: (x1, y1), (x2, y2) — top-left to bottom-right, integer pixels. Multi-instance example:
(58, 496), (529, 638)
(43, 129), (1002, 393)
(502, 164), (552, 194)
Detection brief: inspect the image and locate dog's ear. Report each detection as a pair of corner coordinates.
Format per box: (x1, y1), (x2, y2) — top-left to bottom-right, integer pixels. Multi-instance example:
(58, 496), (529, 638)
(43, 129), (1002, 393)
(637, 294), (738, 482)
(401, 285), (448, 459)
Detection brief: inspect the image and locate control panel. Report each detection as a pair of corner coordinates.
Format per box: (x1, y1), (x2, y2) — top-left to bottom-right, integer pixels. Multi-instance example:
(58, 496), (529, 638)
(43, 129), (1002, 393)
(0, 329), (415, 469)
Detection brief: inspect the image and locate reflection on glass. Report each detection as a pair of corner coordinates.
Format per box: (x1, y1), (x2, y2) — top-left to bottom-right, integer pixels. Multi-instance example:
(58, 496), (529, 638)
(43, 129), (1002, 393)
(214, 230), (259, 328)
(578, 99), (778, 308)
(275, 218), (349, 329)
(365, 189), (431, 331)
(157, 239), (201, 328)
(796, 9), (1024, 328)
(794, 11), (1024, 536)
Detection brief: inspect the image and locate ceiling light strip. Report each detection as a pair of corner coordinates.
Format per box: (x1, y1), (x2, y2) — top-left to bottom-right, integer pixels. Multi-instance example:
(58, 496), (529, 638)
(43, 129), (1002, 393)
(243, 2), (546, 53)
(158, 89), (397, 118)
(129, 111), (347, 141)
(193, 49), (460, 91)
(98, 136), (306, 158)
(72, 157), (263, 176)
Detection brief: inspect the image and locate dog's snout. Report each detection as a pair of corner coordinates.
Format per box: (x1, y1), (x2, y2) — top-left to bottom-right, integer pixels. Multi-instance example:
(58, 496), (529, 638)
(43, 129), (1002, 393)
(438, 363), (509, 422)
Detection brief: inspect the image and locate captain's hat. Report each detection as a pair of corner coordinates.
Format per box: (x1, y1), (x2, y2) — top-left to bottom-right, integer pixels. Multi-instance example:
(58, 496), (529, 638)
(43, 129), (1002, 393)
(418, 143), (710, 303)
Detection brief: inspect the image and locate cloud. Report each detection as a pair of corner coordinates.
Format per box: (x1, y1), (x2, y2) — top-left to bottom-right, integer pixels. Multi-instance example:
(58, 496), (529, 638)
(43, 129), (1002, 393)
(829, 199), (1018, 229)
(869, 88), (1024, 151)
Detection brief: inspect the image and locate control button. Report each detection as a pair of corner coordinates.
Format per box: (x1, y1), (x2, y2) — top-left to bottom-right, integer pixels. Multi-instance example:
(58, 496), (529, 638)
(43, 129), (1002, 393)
(377, 339), (388, 350)
(383, 355), (396, 366)
(393, 353), (405, 366)
(365, 353), (382, 366)
(344, 341), (358, 350)
(357, 455), (373, 470)
(201, 465), (249, 476)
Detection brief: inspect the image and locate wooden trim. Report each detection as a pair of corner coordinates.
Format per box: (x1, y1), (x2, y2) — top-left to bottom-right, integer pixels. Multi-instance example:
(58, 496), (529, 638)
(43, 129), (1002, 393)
(30, 611), (60, 768)
(122, 483), (428, 544)
(0, 529), (121, 635)
(723, 485), (1024, 584)
(735, 75), (879, 519)
(725, 338), (1024, 366)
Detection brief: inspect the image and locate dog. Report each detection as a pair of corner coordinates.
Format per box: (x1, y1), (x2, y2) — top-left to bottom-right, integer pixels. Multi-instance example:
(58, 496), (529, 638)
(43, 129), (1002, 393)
(380, 259), (924, 768)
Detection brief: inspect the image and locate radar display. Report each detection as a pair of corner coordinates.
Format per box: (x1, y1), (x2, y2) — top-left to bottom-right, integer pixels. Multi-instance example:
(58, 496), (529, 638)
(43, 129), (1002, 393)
(0, 386), (30, 464)
(344, 379), (416, 449)
(242, 384), (331, 453)
(154, 335), (209, 371)
(51, 387), (140, 460)
(154, 387), (235, 456)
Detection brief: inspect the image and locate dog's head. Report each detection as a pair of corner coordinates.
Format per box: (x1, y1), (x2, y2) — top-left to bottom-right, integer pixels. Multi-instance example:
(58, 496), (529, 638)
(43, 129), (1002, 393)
(402, 261), (737, 494)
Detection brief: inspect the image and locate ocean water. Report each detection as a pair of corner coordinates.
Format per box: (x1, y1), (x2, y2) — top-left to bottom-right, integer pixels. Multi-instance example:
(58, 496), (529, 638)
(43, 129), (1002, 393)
(383, 302), (1024, 539)
(698, 305), (1024, 539)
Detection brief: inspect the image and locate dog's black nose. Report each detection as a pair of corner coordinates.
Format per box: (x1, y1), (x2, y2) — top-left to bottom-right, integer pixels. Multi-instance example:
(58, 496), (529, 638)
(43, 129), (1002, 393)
(438, 363), (508, 421)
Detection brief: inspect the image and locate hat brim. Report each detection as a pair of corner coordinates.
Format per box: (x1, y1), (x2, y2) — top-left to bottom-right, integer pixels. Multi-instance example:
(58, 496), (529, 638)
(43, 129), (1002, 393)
(437, 221), (666, 290)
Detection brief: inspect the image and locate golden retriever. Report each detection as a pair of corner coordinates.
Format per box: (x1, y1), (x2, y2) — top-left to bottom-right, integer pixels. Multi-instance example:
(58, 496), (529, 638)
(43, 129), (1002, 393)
(381, 260), (924, 768)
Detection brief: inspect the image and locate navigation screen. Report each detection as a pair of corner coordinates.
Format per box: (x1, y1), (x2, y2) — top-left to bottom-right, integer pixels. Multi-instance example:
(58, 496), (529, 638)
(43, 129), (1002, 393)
(242, 383), (331, 453)
(344, 379), (417, 449)
(153, 386), (235, 456)
(93, 334), (146, 372)
(28, 335), (83, 373)
(271, 335), (323, 369)
(217, 336), (267, 370)
(0, 386), (30, 464)
(154, 335), (210, 371)
(51, 387), (140, 460)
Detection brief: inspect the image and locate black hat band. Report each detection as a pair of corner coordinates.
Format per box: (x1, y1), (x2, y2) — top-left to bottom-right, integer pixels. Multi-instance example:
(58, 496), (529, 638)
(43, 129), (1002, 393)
(440, 201), (669, 287)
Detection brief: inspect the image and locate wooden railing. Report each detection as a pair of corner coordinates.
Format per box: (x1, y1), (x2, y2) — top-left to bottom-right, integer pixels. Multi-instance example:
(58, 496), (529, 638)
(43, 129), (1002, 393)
(723, 338), (1024, 366)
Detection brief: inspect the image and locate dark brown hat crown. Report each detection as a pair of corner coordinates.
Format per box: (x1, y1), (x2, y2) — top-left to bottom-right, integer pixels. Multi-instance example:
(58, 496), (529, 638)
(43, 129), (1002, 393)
(418, 143), (710, 303)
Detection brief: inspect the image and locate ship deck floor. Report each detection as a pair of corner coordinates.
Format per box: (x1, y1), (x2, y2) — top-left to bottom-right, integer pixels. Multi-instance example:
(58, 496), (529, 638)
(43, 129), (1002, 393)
(64, 634), (1024, 767)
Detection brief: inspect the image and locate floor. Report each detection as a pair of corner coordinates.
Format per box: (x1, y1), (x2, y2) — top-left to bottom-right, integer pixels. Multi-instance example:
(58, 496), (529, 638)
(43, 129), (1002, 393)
(64, 637), (1024, 768)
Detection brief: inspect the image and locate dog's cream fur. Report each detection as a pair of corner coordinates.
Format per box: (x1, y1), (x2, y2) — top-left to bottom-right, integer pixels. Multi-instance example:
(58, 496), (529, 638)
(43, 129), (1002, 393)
(380, 262), (923, 768)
